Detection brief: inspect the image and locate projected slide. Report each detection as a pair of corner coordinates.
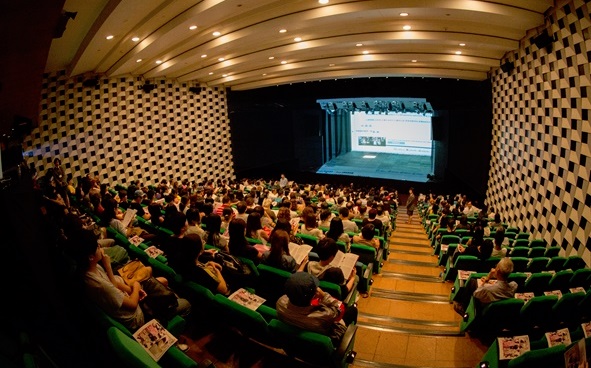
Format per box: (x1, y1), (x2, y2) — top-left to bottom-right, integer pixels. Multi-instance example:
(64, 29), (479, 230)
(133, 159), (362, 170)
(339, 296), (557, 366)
(350, 113), (432, 156)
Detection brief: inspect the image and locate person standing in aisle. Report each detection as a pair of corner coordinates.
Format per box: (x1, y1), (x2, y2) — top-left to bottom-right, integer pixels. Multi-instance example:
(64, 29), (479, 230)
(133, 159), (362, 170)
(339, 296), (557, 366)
(406, 187), (416, 224)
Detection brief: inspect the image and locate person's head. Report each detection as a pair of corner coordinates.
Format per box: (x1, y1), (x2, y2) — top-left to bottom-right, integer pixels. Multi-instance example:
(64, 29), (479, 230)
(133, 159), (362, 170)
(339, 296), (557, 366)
(316, 237), (338, 262)
(236, 201), (247, 214)
(268, 229), (290, 265)
(207, 213), (222, 233)
(303, 209), (318, 229)
(168, 211), (187, 236)
(361, 223), (375, 240)
(494, 227), (505, 247)
(73, 228), (102, 271)
(479, 239), (493, 260)
(186, 207), (201, 225)
(326, 217), (344, 240)
(495, 257), (514, 280)
(368, 208), (377, 219)
(246, 211), (262, 235)
(494, 213), (501, 223)
(277, 207), (291, 222)
(228, 218), (247, 241)
(409, 187), (414, 194)
(339, 207), (349, 219)
(284, 272), (319, 307)
(53, 158), (61, 167)
(319, 209), (332, 223)
(222, 206), (234, 222)
(273, 218), (292, 233)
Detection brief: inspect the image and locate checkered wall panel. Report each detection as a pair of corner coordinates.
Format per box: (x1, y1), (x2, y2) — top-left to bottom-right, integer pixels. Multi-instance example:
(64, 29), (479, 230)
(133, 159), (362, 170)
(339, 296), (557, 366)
(486, 0), (590, 265)
(22, 72), (234, 186)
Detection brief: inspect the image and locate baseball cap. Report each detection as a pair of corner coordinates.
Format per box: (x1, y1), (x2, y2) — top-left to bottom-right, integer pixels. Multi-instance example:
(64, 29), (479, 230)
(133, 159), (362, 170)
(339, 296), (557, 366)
(134, 190), (145, 198)
(285, 272), (319, 307)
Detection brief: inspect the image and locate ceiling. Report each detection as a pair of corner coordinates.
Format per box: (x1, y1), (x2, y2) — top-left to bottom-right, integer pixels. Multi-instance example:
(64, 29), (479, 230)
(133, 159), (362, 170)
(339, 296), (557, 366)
(45, 0), (555, 91)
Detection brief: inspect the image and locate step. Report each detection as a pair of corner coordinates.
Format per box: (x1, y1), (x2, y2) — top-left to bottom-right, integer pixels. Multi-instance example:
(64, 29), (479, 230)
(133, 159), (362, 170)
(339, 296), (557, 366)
(369, 288), (450, 304)
(379, 270), (443, 283)
(387, 259), (439, 268)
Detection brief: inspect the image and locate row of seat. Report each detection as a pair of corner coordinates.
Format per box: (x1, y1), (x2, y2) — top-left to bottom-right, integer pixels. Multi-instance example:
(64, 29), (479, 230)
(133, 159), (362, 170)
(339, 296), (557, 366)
(460, 287), (591, 339)
(477, 329), (591, 368)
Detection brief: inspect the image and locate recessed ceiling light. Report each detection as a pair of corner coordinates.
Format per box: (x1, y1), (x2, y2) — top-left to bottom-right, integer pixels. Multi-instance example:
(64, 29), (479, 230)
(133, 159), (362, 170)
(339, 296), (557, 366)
(318, 0), (329, 4)
(411, 59), (417, 62)
(208, 72), (214, 75)
(329, 63), (335, 66)
(156, 60), (163, 64)
(201, 54), (207, 58)
(455, 51), (462, 55)
(400, 12), (409, 16)
(136, 59), (142, 63)
(106, 35), (114, 40)
(222, 74), (228, 77)
(131, 37), (140, 42)
(459, 43), (466, 46)
(268, 56), (275, 60)
(263, 73), (267, 76)
(294, 37), (302, 42)
(279, 29), (287, 33)
(189, 25), (197, 30)
(218, 57), (225, 61)
(356, 43), (363, 47)
(281, 61), (287, 64)
(403, 25), (411, 30)
(212, 31), (221, 36)
(362, 50), (369, 55)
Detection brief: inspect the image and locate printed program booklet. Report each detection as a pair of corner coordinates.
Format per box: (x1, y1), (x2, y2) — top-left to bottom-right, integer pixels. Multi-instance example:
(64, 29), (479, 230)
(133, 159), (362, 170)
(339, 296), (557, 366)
(458, 270), (475, 281)
(128, 235), (145, 246)
(581, 322), (591, 338)
(132, 319), (177, 362)
(228, 288), (266, 311)
(514, 292), (535, 303)
(144, 245), (164, 258)
(121, 208), (138, 228)
(564, 338), (588, 368)
(328, 250), (359, 279)
(497, 335), (530, 360)
(569, 287), (586, 294)
(546, 328), (572, 347)
(544, 290), (563, 299)
(288, 242), (313, 265)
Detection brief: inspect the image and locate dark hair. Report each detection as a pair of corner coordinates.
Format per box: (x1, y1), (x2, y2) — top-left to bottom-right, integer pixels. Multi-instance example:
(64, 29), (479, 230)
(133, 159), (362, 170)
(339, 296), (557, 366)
(325, 217), (344, 241)
(186, 207), (201, 224)
(206, 214), (222, 244)
(480, 239), (494, 260)
(494, 227), (505, 247)
(339, 207), (349, 217)
(316, 237), (338, 261)
(267, 230), (290, 266)
(246, 212), (263, 238)
(168, 211), (187, 236)
(273, 218), (292, 233)
(361, 223), (375, 240)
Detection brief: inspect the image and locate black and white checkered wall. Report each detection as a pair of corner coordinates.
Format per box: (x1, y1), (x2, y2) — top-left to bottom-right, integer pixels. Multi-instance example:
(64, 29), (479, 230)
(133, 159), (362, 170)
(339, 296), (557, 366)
(22, 72), (234, 186)
(486, 0), (590, 265)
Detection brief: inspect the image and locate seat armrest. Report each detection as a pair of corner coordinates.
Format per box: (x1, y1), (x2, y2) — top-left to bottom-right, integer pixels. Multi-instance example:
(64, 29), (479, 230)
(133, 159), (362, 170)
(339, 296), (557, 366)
(334, 324), (358, 365)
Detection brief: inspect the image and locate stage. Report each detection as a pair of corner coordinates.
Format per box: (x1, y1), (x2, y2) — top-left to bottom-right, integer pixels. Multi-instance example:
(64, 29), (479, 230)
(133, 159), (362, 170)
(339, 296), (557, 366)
(316, 151), (432, 182)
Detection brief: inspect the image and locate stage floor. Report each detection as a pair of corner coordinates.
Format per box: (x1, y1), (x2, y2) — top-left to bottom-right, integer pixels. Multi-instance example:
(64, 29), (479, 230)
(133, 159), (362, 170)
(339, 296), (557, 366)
(316, 151), (432, 182)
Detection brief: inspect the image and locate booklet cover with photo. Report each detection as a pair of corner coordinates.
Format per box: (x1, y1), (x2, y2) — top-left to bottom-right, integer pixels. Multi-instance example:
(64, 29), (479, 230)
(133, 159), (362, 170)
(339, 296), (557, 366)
(582, 322), (591, 338)
(132, 319), (177, 362)
(546, 328), (572, 347)
(514, 292), (535, 303)
(569, 287), (586, 294)
(564, 338), (587, 368)
(458, 270), (475, 281)
(144, 245), (164, 258)
(129, 235), (145, 246)
(498, 335), (530, 360)
(544, 290), (563, 299)
(228, 288), (266, 311)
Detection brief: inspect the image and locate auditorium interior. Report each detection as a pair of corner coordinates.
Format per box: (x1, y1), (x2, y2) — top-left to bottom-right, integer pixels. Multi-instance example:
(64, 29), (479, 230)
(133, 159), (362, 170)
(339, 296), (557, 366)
(1, 1), (590, 368)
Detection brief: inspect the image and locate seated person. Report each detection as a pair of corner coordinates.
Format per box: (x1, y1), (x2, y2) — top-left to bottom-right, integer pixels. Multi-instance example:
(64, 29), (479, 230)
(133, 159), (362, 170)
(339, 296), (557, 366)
(228, 218), (262, 262)
(352, 223), (380, 250)
(77, 230), (191, 331)
(276, 272), (358, 344)
(339, 207), (359, 233)
(261, 229), (307, 272)
(168, 233), (230, 296)
(325, 217), (351, 252)
(362, 208), (383, 235)
(129, 190), (151, 220)
(453, 257), (518, 315)
(304, 238), (356, 297)
(299, 207), (324, 239)
(184, 207), (207, 246)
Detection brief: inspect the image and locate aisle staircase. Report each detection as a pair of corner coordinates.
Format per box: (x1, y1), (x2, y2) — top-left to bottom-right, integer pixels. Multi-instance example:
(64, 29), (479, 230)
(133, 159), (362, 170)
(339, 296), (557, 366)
(351, 210), (487, 368)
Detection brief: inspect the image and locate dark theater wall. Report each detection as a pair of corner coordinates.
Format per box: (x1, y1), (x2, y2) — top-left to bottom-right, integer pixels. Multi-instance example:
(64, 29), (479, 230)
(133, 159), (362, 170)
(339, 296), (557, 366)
(486, 0), (591, 264)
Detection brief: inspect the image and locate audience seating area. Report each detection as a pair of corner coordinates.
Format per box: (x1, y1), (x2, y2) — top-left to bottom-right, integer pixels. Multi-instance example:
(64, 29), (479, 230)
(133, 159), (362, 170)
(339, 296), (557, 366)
(67, 179), (398, 368)
(416, 201), (591, 368)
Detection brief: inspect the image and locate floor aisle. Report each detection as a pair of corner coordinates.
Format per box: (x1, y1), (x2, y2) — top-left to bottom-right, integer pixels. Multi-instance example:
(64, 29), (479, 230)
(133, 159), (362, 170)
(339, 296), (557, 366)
(180, 210), (489, 367)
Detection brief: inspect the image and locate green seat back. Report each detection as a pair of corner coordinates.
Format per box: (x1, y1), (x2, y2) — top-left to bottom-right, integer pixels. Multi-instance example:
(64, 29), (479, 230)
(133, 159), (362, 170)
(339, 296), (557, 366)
(526, 257), (550, 273)
(256, 263), (291, 304)
(106, 327), (161, 368)
(523, 273), (552, 295)
(268, 319), (334, 365)
(507, 344), (566, 368)
(545, 256), (567, 271)
(527, 247), (546, 258)
(563, 256), (587, 271)
(543, 246), (561, 258)
(516, 232), (531, 240)
(295, 233), (319, 247)
(520, 295), (558, 331)
(512, 239), (530, 248)
(350, 243), (377, 266)
(213, 294), (273, 344)
(510, 257), (530, 273)
(528, 239), (546, 248)
(551, 291), (586, 327)
(547, 269), (573, 292)
(569, 268), (591, 289)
